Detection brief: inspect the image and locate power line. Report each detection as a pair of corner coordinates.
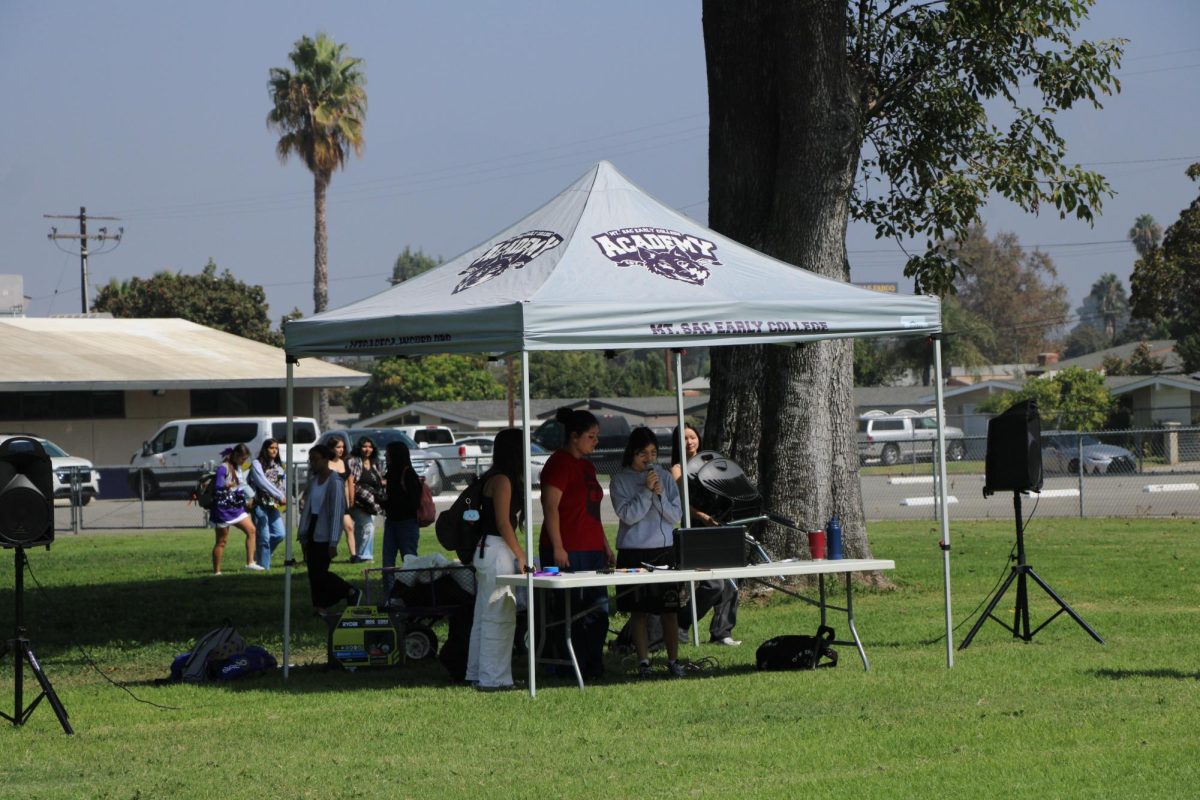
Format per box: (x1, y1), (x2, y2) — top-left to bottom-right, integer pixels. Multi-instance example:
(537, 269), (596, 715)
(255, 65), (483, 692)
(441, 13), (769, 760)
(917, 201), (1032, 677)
(1119, 62), (1200, 77)
(1123, 47), (1200, 62)
(114, 118), (708, 221)
(44, 208), (124, 314)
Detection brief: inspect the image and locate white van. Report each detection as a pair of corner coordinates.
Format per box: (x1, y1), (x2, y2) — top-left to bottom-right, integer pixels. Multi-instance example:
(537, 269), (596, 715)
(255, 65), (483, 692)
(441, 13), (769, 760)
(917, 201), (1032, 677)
(128, 416), (320, 497)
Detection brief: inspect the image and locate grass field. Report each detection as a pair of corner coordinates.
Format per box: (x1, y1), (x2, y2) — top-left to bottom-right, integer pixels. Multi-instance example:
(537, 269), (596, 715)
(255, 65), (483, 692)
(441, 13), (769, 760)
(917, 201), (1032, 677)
(2, 518), (1198, 799)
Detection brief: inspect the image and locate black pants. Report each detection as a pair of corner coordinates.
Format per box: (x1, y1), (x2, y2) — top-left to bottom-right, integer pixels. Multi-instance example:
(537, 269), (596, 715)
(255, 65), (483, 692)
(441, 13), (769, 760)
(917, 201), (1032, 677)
(680, 579), (739, 641)
(303, 524), (357, 609)
(538, 549), (609, 678)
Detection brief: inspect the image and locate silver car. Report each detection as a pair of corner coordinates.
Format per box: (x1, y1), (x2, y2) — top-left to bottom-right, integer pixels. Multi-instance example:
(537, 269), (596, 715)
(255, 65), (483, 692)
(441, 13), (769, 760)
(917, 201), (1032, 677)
(0, 434), (101, 504)
(1041, 432), (1137, 475)
(447, 436), (551, 486)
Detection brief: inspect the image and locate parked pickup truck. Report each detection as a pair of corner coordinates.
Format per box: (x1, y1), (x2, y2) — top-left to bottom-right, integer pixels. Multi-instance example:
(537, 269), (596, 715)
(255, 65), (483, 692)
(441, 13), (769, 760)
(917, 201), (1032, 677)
(394, 425), (484, 489)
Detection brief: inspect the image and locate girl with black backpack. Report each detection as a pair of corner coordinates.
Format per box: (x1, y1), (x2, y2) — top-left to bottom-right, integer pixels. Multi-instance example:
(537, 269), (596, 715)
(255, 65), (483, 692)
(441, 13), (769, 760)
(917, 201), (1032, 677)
(465, 428), (527, 691)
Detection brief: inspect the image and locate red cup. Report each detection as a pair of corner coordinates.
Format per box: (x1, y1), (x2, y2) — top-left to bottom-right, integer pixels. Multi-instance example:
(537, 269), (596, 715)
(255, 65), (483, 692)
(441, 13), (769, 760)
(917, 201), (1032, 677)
(807, 530), (827, 560)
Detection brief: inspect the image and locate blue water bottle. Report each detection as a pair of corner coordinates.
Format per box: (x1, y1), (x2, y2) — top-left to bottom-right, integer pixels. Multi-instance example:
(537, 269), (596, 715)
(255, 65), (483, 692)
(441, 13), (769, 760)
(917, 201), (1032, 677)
(827, 514), (843, 560)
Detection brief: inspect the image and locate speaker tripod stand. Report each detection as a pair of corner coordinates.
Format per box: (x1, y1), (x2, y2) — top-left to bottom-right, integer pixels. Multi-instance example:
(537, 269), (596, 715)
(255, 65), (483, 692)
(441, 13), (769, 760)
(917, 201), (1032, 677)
(0, 547), (72, 734)
(959, 491), (1103, 650)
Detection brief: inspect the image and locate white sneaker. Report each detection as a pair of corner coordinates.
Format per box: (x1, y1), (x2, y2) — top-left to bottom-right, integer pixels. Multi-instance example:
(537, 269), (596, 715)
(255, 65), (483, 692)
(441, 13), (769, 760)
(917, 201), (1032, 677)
(245, 562), (266, 571)
(712, 636), (742, 646)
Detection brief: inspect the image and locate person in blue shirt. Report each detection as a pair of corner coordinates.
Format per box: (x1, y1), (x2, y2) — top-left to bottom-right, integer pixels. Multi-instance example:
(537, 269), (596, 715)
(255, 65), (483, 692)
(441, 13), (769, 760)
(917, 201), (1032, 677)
(248, 438), (287, 569)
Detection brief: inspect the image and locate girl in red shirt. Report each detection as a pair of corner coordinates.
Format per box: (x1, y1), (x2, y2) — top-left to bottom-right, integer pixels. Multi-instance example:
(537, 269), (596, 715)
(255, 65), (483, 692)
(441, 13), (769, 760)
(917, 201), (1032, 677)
(538, 407), (613, 679)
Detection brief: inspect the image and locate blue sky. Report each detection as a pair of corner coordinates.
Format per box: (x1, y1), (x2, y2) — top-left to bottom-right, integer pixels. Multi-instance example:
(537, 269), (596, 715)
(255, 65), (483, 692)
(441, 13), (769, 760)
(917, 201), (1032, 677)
(2, 1), (1198, 328)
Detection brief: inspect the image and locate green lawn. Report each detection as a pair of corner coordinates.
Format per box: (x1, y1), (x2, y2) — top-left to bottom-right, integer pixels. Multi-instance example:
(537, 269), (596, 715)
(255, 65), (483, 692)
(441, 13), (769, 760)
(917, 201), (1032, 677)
(2, 518), (1198, 799)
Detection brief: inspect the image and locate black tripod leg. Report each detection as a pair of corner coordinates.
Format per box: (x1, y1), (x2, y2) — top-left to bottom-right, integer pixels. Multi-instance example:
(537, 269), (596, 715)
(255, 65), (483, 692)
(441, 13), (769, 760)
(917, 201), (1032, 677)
(958, 567), (1020, 650)
(1025, 568), (1105, 644)
(1015, 569), (1031, 641)
(23, 645), (72, 734)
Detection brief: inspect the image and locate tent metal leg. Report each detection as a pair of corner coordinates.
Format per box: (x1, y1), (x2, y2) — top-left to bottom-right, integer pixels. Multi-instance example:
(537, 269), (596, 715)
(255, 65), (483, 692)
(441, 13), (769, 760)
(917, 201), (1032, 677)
(932, 336), (954, 668)
(521, 352), (537, 698)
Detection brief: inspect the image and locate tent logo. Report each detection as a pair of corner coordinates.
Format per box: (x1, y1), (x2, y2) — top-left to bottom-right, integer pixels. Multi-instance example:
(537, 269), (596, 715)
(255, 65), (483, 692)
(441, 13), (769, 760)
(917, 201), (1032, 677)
(592, 227), (722, 286)
(454, 230), (563, 294)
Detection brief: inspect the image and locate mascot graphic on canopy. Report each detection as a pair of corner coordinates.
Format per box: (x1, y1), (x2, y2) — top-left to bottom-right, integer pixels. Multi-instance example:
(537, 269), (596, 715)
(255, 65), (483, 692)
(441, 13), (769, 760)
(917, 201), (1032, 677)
(592, 227), (722, 286)
(453, 230), (563, 294)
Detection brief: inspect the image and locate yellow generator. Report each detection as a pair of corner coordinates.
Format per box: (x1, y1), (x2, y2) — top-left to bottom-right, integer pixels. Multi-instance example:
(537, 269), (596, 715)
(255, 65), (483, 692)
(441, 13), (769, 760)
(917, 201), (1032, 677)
(329, 606), (401, 669)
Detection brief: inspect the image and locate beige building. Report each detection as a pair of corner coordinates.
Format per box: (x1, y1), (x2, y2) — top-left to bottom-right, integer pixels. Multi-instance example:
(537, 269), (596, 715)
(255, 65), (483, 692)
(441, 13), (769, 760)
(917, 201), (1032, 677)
(0, 317), (368, 464)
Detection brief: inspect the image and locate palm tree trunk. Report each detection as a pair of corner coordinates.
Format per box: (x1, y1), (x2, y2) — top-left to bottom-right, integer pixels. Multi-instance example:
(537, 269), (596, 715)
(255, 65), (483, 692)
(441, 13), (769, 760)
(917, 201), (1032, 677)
(314, 172), (332, 430)
(313, 172), (330, 313)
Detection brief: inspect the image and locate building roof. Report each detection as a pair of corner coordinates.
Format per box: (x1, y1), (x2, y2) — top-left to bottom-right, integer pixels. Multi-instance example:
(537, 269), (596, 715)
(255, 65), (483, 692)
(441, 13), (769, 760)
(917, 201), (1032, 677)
(1103, 374), (1200, 395)
(359, 399), (587, 429)
(853, 385), (939, 411)
(587, 396), (710, 417)
(0, 317), (368, 391)
(1052, 339), (1181, 374)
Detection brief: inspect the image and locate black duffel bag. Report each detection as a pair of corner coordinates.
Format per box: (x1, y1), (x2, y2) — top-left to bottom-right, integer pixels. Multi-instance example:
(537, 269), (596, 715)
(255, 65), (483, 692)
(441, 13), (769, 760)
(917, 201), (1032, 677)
(755, 625), (838, 670)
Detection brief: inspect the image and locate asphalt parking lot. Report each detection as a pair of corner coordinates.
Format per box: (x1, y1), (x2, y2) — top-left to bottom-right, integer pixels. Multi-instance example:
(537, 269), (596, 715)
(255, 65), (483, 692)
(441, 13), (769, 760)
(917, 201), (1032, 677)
(55, 465), (1200, 536)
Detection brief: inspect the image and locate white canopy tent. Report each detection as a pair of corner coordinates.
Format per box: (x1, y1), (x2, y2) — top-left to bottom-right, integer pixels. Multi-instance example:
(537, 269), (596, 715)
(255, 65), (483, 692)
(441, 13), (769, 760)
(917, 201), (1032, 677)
(283, 161), (956, 690)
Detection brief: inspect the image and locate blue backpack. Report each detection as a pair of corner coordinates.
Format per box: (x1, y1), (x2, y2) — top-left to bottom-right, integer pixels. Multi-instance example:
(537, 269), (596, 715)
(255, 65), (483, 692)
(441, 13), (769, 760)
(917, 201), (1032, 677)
(212, 646), (277, 681)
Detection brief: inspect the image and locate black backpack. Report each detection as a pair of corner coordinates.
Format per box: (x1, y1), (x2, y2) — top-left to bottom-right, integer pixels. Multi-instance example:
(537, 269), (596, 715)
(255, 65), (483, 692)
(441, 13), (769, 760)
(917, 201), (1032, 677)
(755, 625), (838, 670)
(435, 476), (488, 563)
(194, 471), (216, 510)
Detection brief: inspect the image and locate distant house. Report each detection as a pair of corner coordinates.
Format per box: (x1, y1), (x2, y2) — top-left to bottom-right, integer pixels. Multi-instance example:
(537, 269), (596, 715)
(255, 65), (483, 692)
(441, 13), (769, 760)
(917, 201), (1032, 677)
(0, 317), (368, 463)
(359, 395), (711, 433)
(1105, 375), (1200, 427)
(927, 374), (1200, 432)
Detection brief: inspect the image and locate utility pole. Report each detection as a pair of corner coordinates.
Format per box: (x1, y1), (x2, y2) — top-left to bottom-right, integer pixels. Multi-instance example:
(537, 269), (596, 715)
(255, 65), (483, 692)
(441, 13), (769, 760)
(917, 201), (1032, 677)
(45, 207), (123, 314)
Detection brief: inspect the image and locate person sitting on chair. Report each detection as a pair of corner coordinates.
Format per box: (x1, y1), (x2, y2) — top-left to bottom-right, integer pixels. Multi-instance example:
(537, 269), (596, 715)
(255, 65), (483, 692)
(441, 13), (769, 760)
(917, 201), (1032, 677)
(670, 423), (741, 647)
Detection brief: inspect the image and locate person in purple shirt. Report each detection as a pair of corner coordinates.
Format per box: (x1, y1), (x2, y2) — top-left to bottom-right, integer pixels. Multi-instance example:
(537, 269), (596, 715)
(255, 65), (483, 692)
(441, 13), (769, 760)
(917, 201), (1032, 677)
(211, 444), (263, 574)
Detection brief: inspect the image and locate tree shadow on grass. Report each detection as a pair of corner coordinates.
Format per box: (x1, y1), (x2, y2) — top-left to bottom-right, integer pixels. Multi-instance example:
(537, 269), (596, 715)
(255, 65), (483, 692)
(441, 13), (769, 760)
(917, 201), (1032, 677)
(117, 659), (471, 694)
(1092, 667), (1200, 681)
(1, 572), (388, 654)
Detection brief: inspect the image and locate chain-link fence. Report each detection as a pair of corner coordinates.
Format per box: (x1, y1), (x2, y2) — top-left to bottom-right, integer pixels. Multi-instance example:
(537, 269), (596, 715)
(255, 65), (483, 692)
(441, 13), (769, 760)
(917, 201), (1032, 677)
(858, 426), (1200, 520)
(51, 426), (1200, 532)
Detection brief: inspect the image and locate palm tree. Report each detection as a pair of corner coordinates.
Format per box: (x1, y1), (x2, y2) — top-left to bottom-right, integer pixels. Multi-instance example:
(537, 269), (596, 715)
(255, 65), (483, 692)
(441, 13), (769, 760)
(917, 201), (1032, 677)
(1128, 214), (1163, 257)
(268, 33), (366, 426)
(1095, 273), (1127, 342)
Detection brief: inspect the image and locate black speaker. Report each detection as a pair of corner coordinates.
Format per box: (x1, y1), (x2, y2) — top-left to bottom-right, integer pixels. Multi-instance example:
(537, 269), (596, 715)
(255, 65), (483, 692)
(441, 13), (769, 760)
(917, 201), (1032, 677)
(0, 437), (55, 547)
(673, 526), (746, 569)
(984, 400), (1043, 494)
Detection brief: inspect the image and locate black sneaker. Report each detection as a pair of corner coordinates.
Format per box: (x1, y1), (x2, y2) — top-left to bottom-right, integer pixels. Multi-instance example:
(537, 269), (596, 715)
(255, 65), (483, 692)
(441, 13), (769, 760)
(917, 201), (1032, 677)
(667, 660), (686, 679)
(637, 661), (654, 680)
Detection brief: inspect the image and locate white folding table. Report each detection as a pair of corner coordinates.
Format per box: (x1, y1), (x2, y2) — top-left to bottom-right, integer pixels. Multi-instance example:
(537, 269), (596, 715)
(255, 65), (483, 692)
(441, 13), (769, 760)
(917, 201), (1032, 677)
(498, 557), (895, 694)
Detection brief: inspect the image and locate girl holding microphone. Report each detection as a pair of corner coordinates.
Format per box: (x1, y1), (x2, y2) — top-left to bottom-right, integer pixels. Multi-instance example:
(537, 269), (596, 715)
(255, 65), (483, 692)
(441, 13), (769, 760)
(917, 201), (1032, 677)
(610, 427), (685, 678)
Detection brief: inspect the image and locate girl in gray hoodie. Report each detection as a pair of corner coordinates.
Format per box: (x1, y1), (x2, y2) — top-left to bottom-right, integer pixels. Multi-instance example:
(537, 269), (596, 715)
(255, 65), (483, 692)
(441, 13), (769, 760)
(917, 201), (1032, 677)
(610, 427), (685, 678)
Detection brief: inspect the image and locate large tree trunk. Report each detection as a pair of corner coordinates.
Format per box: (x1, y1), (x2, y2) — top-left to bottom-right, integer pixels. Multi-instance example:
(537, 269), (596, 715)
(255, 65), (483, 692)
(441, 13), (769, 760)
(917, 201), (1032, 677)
(314, 173), (332, 430)
(704, 0), (871, 559)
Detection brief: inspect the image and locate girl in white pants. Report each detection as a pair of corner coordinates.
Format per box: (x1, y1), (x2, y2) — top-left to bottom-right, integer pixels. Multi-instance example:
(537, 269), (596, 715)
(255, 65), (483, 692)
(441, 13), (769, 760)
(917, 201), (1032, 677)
(465, 428), (528, 690)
